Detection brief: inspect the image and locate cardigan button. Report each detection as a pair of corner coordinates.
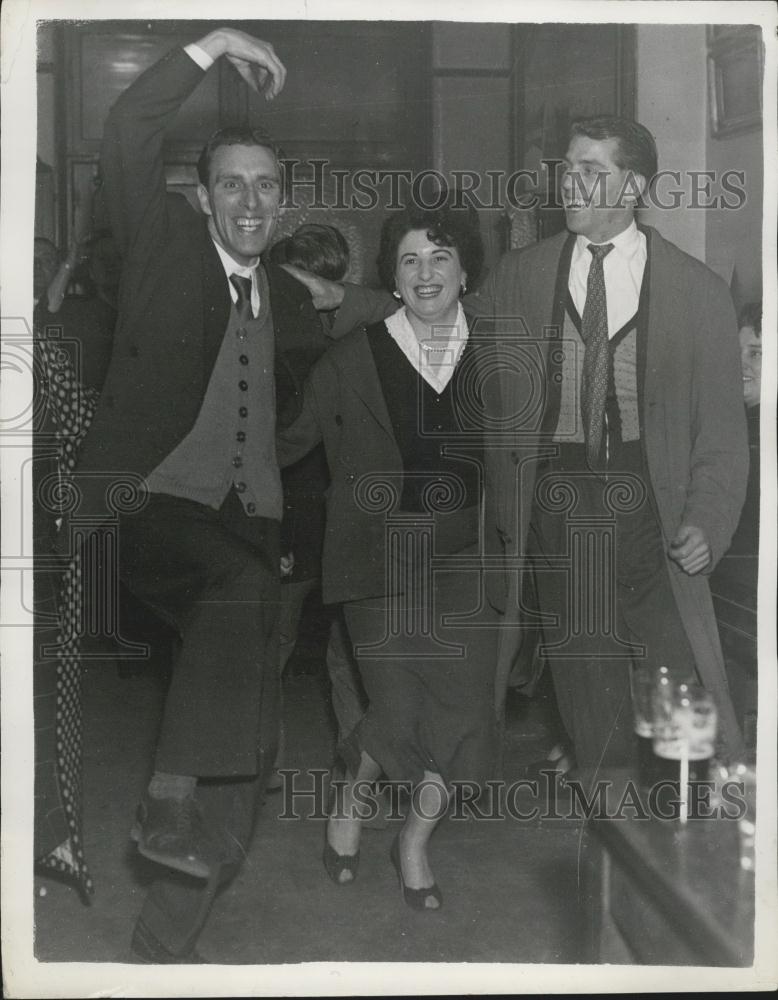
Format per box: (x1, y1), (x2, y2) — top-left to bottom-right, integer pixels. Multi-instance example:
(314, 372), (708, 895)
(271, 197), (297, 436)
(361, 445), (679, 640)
(335, 414), (343, 426)
(345, 473), (356, 483)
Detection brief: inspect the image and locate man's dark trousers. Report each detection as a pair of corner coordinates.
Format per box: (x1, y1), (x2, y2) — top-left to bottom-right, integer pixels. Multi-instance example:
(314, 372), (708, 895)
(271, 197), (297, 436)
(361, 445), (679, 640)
(117, 488), (281, 959)
(528, 450), (696, 773)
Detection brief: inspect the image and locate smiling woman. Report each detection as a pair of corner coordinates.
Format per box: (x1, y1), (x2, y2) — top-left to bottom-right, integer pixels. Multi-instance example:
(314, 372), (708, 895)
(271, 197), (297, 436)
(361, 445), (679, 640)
(277, 201), (497, 912)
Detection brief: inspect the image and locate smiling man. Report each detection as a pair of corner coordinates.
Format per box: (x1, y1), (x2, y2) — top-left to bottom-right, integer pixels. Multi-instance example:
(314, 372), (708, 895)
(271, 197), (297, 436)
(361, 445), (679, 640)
(69, 27), (327, 961)
(488, 117), (749, 773)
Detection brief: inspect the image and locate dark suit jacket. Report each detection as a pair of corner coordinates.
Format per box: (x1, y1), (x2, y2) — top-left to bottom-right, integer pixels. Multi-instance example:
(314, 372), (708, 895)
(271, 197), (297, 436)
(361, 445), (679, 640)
(71, 46), (325, 527)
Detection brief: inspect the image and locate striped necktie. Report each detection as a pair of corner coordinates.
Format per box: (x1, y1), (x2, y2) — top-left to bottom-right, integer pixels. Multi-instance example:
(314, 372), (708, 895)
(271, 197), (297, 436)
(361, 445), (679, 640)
(580, 242), (614, 467)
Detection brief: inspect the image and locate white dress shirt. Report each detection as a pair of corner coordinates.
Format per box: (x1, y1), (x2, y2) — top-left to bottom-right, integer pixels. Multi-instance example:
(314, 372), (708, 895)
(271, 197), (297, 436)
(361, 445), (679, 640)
(385, 304), (469, 394)
(212, 240), (261, 319)
(568, 220), (646, 338)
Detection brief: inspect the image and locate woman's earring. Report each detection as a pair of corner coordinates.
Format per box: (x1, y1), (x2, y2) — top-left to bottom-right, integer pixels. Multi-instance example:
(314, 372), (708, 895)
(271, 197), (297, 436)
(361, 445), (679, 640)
(392, 289), (402, 300)
(460, 280), (467, 296)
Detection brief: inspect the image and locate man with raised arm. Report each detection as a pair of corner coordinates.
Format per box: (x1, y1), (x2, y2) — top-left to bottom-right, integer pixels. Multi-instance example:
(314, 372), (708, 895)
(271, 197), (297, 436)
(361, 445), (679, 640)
(72, 27), (325, 961)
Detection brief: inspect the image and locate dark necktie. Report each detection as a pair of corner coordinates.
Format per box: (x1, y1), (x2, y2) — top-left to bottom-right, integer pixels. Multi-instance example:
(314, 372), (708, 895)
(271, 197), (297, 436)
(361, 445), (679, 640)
(230, 274), (253, 326)
(580, 242), (614, 467)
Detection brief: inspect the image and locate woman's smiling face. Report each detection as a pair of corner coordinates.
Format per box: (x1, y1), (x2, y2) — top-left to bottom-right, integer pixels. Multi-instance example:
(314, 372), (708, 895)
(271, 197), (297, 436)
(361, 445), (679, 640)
(394, 229), (465, 330)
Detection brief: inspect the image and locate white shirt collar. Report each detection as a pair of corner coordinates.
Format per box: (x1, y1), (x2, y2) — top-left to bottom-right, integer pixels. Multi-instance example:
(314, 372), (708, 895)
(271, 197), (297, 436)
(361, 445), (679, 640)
(211, 238), (259, 279)
(385, 303), (469, 394)
(211, 238), (260, 317)
(575, 219), (642, 260)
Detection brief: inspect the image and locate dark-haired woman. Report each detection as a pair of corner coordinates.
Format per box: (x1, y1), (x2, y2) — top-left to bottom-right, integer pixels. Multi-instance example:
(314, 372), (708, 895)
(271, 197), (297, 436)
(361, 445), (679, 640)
(279, 205), (498, 910)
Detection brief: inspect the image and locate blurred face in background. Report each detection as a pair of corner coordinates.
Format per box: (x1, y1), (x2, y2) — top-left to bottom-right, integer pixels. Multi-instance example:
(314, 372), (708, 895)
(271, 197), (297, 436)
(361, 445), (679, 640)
(739, 325), (762, 409)
(89, 235), (122, 306)
(34, 238), (59, 302)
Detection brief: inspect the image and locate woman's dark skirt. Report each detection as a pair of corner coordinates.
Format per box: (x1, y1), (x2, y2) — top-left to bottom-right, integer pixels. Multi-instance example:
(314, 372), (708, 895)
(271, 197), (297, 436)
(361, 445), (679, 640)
(339, 507), (499, 788)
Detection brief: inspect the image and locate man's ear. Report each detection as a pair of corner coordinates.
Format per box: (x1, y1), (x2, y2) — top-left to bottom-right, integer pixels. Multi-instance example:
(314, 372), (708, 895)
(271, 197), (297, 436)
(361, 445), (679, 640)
(196, 183), (212, 217)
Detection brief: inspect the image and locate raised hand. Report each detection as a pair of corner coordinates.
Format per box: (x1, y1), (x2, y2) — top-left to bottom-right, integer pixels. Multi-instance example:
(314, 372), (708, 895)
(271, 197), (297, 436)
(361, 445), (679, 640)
(196, 28), (287, 100)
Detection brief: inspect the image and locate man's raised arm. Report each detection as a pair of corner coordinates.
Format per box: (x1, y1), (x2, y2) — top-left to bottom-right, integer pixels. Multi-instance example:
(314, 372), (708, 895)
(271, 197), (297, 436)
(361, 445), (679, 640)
(101, 28), (285, 259)
(281, 248), (500, 339)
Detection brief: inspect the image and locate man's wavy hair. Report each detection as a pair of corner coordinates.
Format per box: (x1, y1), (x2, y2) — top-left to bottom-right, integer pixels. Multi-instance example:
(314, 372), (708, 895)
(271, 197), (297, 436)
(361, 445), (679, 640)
(376, 202), (484, 293)
(569, 115), (659, 205)
(197, 126), (282, 188)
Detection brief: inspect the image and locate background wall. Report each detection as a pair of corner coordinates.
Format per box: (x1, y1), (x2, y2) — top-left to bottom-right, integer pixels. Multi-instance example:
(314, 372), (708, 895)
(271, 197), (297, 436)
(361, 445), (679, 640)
(706, 101), (763, 308)
(36, 20), (764, 308)
(636, 25), (708, 261)
(637, 23), (763, 310)
(430, 22), (513, 273)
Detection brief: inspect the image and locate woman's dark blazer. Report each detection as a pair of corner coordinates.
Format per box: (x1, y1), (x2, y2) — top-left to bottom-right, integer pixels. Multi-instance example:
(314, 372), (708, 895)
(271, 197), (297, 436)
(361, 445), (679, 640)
(277, 318), (502, 607)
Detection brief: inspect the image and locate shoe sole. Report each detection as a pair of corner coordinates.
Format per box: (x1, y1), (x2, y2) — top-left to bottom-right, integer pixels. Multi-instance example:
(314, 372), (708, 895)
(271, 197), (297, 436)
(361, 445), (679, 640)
(130, 823), (211, 880)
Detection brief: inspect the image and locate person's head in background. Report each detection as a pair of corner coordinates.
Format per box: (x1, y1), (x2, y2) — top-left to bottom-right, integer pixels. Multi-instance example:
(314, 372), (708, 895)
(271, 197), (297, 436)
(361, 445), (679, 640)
(34, 237), (60, 303)
(269, 223), (350, 281)
(738, 301), (762, 409)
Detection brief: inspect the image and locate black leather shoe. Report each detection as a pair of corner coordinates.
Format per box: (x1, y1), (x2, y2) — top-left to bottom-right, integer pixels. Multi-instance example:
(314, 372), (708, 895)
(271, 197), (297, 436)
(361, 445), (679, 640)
(130, 794), (215, 879)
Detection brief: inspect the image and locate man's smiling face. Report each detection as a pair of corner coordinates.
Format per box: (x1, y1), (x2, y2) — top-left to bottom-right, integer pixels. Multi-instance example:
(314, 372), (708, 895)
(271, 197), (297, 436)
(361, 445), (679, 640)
(561, 134), (644, 243)
(197, 143), (282, 265)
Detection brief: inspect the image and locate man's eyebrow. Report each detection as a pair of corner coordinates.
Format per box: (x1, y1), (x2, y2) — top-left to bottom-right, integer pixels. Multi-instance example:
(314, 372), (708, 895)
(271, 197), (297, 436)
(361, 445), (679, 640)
(572, 157), (610, 170)
(215, 172), (280, 181)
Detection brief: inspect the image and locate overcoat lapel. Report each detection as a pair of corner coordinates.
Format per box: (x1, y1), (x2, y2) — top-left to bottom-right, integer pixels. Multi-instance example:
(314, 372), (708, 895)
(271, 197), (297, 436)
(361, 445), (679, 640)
(201, 227), (231, 383)
(539, 231), (577, 437)
(329, 327), (396, 439)
(639, 225), (675, 411)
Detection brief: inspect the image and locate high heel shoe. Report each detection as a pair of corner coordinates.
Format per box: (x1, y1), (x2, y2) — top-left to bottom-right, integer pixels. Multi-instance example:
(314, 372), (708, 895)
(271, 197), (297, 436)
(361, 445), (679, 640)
(389, 835), (443, 911)
(323, 839), (359, 885)
(323, 763), (361, 885)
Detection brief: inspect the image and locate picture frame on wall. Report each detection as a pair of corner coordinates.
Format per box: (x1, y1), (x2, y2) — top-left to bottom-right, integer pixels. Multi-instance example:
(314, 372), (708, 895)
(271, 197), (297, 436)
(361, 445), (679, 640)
(707, 26), (764, 138)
